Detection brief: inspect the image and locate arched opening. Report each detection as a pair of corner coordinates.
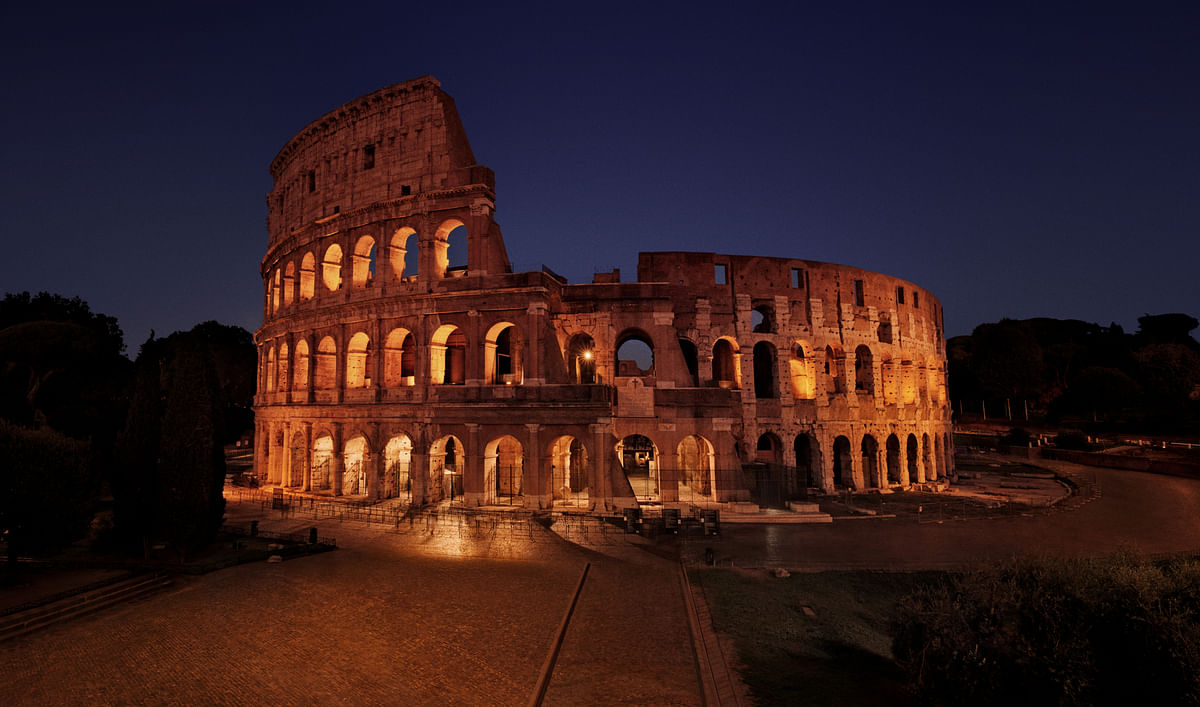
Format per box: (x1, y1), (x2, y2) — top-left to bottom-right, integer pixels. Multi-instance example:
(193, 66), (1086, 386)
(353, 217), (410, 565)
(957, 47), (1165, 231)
(616, 331), (654, 377)
(277, 343), (289, 392)
(283, 261), (295, 306)
(389, 227), (417, 281)
(293, 340), (309, 390)
(429, 435), (465, 503)
(833, 435), (854, 489)
(712, 338), (739, 388)
(753, 341), (777, 399)
(321, 243), (343, 291)
(383, 435), (412, 500)
(755, 433), (781, 464)
(314, 336), (336, 389)
(383, 328), (415, 386)
(312, 434), (334, 491)
(351, 235), (376, 288)
(789, 341), (816, 399)
(618, 434), (659, 501)
(484, 322), (523, 385)
(265, 346), (276, 392)
(484, 435), (523, 505)
(271, 270), (281, 313)
(901, 361), (917, 404)
(861, 435), (879, 488)
(917, 363), (929, 403)
(345, 332), (370, 388)
(936, 434), (947, 480)
(922, 433), (934, 482)
(550, 436), (588, 508)
(906, 433), (920, 483)
(288, 431), (305, 488)
(430, 325), (466, 385)
(825, 345), (845, 394)
(678, 339), (700, 387)
(751, 304), (775, 333)
(566, 333), (597, 384)
(299, 252), (316, 301)
(434, 219), (468, 278)
(877, 318), (893, 344)
(880, 355), (897, 404)
(794, 434), (819, 489)
(854, 345), (874, 395)
(886, 434), (902, 484)
(677, 435), (715, 500)
(342, 435), (368, 497)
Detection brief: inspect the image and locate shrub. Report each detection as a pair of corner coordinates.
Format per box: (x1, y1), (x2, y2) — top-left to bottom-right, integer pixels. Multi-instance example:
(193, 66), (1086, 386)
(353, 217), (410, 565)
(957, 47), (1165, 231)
(891, 555), (1200, 706)
(1053, 430), (1091, 451)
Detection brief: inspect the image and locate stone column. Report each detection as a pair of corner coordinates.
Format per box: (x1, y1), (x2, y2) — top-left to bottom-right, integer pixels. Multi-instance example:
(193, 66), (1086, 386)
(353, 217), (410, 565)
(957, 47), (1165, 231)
(590, 422), (611, 511)
(409, 424), (428, 505)
(334, 326), (346, 404)
(463, 423), (482, 506)
(525, 302), (547, 385)
(368, 422), (381, 500)
(282, 422), (292, 487)
(526, 424), (543, 509)
(302, 422), (313, 491)
(466, 309), (483, 385)
(331, 422), (344, 496)
(304, 333), (316, 404)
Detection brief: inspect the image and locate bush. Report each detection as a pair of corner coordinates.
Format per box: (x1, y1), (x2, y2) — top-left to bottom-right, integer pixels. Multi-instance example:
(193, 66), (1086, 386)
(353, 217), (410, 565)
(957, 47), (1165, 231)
(891, 555), (1200, 706)
(1004, 427), (1031, 445)
(1053, 430), (1091, 451)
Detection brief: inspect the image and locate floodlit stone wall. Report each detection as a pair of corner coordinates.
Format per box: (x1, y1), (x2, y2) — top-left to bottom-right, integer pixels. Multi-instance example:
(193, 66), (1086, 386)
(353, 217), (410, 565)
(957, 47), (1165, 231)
(253, 76), (954, 511)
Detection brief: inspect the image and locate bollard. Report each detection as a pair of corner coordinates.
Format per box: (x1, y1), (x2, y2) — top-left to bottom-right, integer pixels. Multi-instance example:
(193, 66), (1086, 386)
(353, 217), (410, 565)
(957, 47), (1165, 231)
(704, 547), (715, 566)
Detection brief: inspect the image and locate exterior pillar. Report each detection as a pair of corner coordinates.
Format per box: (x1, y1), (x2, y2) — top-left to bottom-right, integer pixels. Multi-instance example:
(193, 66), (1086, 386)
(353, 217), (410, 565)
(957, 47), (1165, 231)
(466, 309), (483, 385)
(525, 302), (547, 385)
(282, 422), (292, 487)
(526, 424), (542, 509)
(409, 425), (428, 505)
(463, 423), (482, 506)
(368, 422), (381, 500)
(302, 422), (313, 491)
(590, 422), (611, 511)
(331, 422), (344, 496)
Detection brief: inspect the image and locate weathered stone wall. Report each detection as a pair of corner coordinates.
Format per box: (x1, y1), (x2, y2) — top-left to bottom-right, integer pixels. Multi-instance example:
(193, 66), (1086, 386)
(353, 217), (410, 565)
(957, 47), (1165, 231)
(253, 77), (954, 512)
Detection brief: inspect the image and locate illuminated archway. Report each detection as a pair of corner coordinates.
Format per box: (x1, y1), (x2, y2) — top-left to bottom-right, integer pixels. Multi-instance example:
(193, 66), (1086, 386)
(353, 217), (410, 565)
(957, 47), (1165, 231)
(549, 436), (588, 507)
(321, 243), (343, 291)
(383, 434), (412, 500)
(345, 332), (370, 388)
(351, 235), (376, 288)
(292, 339), (310, 390)
(484, 435), (524, 505)
(712, 337), (739, 388)
(566, 333), (597, 384)
(430, 325), (466, 385)
(389, 227), (417, 281)
(342, 435), (368, 496)
(314, 336), (337, 389)
(617, 434), (659, 501)
(311, 434), (334, 491)
(677, 435), (715, 500)
(299, 252), (316, 300)
(429, 435), (465, 503)
(383, 328), (415, 386)
(484, 322), (523, 384)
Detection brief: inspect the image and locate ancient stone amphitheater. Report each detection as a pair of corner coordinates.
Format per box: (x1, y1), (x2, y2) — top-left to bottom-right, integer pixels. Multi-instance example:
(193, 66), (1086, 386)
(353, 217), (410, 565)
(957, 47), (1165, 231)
(254, 75), (953, 511)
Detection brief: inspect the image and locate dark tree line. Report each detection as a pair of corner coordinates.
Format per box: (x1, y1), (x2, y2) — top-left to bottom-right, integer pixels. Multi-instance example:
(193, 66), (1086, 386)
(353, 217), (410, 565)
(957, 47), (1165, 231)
(0, 292), (255, 562)
(948, 313), (1200, 432)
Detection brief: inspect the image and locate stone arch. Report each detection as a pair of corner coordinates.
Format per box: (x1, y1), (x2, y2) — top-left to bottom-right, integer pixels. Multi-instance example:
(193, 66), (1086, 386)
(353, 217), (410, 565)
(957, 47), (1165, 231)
(825, 344), (846, 394)
(429, 435), (465, 503)
(430, 324), (466, 385)
(751, 303), (775, 333)
(351, 235), (376, 288)
(342, 435), (369, 496)
(854, 345), (875, 395)
(753, 341), (777, 399)
(287, 430), (306, 488)
(312, 434), (334, 491)
(321, 243), (343, 291)
(906, 433), (920, 483)
(271, 269), (281, 313)
(299, 252), (316, 301)
(345, 332), (370, 388)
(678, 338), (700, 387)
(677, 435), (715, 499)
(615, 329), (654, 377)
(794, 433), (819, 489)
(886, 434), (902, 484)
(789, 340), (815, 399)
(566, 333), (597, 384)
(389, 227), (418, 281)
(277, 343), (289, 392)
(293, 339), (310, 390)
(434, 218), (468, 278)
(484, 321), (524, 385)
(383, 328), (415, 386)
(712, 337), (740, 388)
(265, 345), (276, 392)
(383, 434), (412, 500)
(755, 432), (782, 464)
(549, 435), (589, 507)
(833, 435), (854, 488)
(283, 261), (295, 306)
(314, 336), (337, 389)
(861, 434), (880, 488)
(484, 435), (524, 505)
(880, 354), (898, 404)
(617, 434), (659, 501)
(901, 360), (917, 404)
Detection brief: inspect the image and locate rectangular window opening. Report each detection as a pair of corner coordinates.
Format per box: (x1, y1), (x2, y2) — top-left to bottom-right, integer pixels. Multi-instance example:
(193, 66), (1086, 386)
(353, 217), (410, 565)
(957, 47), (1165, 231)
(791, 268), (803, 289)
(362, 144), (375, 170)
(715, 263), (728, 285)
(307, 170), (316, 193)
(853, 279), (865, 307)
(400, 185), (411, 196)
(897, 286), (905, 305)
(913, 291), (920, 307)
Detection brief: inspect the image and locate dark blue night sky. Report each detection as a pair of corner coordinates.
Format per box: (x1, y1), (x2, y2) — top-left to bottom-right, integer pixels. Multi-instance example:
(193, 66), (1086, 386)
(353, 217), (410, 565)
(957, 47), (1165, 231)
(2, 2), (1197, 349)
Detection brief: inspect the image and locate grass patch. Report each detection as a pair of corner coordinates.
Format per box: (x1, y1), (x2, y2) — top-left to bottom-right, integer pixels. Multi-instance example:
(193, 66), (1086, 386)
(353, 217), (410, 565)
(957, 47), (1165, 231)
(690, 568), (945, 705)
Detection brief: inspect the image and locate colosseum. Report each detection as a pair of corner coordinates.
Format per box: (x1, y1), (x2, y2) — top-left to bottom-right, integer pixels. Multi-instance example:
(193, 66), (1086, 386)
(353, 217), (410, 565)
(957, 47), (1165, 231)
(253, 75), (953, 513)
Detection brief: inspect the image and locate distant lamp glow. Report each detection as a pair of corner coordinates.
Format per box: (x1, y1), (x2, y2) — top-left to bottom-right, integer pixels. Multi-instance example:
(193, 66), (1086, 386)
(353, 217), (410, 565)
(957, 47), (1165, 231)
(582, 350), (593, 360)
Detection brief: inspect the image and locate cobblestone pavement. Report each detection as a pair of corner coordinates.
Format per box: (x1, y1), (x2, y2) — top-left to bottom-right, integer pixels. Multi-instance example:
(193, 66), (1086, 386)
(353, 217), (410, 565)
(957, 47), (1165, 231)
(683, 460), (1200, 570)
(1, 504), (702, 706)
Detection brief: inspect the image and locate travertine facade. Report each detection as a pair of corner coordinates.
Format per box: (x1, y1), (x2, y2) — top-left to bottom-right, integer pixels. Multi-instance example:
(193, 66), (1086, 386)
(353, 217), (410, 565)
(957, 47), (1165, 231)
(254, 76), (953, 510)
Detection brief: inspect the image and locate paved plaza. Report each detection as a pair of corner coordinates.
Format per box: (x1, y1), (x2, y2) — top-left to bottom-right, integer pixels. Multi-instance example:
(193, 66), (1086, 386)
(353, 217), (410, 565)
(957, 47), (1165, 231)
(4, 457), (1200, 705)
